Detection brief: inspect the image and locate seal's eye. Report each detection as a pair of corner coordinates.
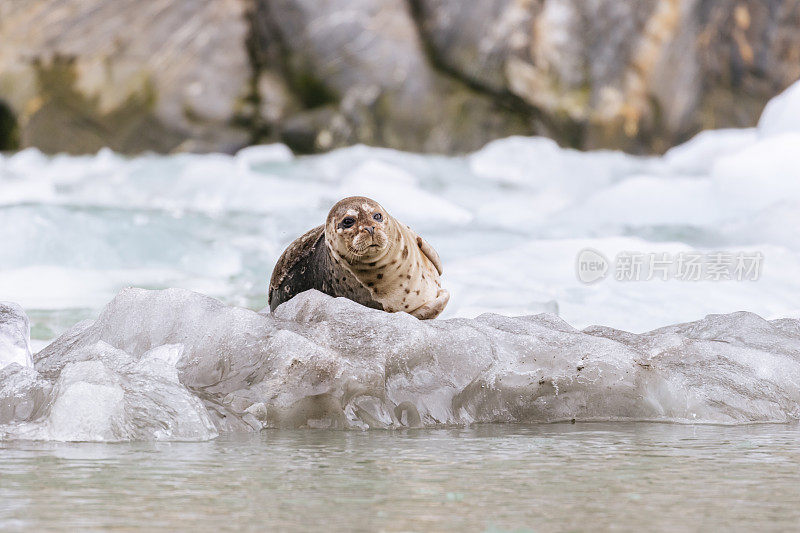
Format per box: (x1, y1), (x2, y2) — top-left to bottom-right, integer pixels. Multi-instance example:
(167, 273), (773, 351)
(373, 213), (383, 222)
(341, 217), (355, 228)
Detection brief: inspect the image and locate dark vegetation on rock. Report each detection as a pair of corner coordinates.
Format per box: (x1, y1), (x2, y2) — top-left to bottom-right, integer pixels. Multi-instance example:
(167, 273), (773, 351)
(0, 99), (18, 151)
(0, 0), (798, 155)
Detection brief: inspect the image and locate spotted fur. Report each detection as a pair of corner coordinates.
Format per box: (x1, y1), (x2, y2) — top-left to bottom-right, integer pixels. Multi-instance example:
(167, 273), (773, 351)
(268, 196), (449, 318)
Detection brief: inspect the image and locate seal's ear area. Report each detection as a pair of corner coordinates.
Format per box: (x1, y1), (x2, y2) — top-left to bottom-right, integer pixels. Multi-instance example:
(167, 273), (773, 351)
(416, 234), (443, 275)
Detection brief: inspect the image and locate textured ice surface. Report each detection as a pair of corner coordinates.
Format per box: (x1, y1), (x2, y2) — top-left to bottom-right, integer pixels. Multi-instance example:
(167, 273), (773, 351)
(1, 288), (799, 441)
(1, 295), (217, 441)
(0, 302), (32, 369)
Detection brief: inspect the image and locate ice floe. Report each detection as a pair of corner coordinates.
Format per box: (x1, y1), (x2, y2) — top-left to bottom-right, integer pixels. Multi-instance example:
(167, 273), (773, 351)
(1, 289), (799, 441)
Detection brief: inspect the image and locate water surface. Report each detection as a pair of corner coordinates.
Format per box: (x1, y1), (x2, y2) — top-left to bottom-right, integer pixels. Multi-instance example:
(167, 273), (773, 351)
(2, 423), (799, 531)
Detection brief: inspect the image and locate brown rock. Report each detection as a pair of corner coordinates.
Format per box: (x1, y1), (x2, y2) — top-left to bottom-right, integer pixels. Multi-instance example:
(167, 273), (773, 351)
(1, 0), (798, 155)
(255, 0), (531, 153)
(0, 0), (256, 154)
(414, 0), (800, 153)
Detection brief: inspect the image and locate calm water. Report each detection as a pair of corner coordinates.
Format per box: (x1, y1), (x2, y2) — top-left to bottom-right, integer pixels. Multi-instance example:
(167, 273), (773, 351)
(1, 423), (799, 532)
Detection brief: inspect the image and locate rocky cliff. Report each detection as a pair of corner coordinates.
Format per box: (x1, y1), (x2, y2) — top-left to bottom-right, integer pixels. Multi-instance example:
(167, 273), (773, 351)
(1, 0), (798, 155)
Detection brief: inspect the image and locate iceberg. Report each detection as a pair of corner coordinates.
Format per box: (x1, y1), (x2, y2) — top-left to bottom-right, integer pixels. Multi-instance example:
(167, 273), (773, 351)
(1, 288), (799, 442)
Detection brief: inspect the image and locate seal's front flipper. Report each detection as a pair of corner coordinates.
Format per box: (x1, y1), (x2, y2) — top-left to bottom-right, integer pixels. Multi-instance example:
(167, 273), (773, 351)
(409, 289), (450, 320)
(415, 234), (443, 275)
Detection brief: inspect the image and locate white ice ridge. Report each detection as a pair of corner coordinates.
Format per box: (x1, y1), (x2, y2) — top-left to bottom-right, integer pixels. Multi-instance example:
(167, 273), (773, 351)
(0, 302), (33, 369)
(1, 288), (800, 441)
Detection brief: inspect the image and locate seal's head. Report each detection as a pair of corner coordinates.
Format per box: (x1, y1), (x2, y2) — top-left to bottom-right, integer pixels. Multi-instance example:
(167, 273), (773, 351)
(326, 196), (393, 262)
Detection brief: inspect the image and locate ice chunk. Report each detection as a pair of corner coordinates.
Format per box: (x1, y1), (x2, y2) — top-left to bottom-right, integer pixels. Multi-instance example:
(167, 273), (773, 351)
(0, 294), (218, 441)
(468, 136), (643, 190)
(569, 175), (720, 227)
(0, 302), (32, 368)
(712, 134), (800, 204)
(235, 143), (294, 168)
(0, 364), (51, 425)
(5, 122), (800, 336)
(662, 128), (758, 175)
(47, 360), (127, 441)
(2, 288), (799, 442)
(338, 160), (473, 226)
(5, 337), (217, 442)
(759, 80), (800, 137)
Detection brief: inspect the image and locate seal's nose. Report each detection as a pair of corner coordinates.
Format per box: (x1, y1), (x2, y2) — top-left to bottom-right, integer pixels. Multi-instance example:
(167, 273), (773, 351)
(365, 226), (375, 235)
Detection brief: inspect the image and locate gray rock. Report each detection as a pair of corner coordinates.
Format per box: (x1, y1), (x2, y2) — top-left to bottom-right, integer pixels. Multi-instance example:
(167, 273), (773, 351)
(695, 0), (800, 132)
(414, 0), (800, 152)
(258, 0), (529, 153)
(0, 0), (256, 153)
(0, 0), (798, 155)
(411, 0), (539, 93)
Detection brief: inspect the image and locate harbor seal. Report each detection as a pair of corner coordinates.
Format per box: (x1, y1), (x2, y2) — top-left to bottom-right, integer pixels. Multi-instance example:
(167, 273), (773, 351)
(268, 196), (449, 319)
